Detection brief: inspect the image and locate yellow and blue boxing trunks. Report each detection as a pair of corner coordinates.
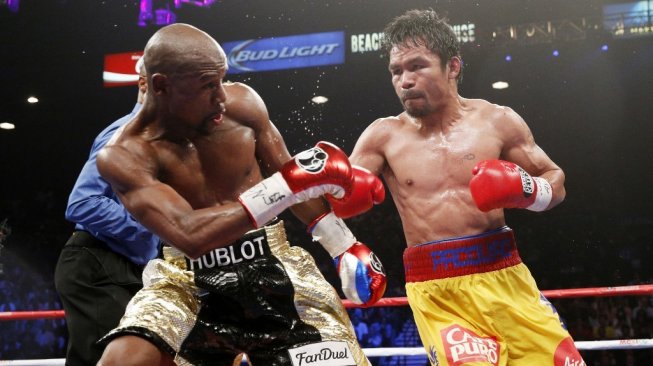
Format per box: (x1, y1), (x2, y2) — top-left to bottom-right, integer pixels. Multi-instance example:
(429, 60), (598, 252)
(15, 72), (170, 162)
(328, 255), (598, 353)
(101, 221), (368, 366)
(404, 226), (585, 366)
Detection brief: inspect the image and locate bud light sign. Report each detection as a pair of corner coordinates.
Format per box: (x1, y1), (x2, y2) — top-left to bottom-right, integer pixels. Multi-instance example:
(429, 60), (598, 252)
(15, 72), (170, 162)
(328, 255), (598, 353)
(223, 31), (345, 74)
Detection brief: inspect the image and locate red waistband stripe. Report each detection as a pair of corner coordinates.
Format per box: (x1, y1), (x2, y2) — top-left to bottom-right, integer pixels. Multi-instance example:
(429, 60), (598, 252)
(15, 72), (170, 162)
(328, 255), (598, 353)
(403, 227), (522, 282)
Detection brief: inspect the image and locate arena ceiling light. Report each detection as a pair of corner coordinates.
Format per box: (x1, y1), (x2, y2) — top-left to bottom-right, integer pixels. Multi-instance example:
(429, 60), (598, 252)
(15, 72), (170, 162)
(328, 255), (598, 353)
(492, 81), (509, 90)
(311, 96), (329, 104)
(0, 122), (16, 130)
(27, 96), (39, 104)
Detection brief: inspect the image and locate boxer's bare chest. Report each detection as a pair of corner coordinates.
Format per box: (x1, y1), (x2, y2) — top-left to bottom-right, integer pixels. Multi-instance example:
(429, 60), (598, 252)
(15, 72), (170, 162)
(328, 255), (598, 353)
(154, 122), (261, 208)
(384, 119), (500, 193)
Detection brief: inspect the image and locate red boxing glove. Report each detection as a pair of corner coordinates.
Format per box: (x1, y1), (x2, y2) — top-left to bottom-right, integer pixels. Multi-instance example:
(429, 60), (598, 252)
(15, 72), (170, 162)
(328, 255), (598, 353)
(469, 159), (552, 212)
(239, 141), (353, 227)
(327, 166), (385, 219)
(281, 141), (352, 200)
(308, 212), (387, 306)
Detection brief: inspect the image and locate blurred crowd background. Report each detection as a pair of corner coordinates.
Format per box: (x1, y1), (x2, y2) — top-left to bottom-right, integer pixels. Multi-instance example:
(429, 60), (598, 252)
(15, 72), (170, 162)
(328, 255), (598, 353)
(2, 1), (653, 364)
(1, 190), (652, 365)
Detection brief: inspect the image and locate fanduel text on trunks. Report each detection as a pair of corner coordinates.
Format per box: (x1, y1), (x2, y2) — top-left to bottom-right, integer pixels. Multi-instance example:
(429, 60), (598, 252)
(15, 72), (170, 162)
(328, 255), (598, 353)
(186, 235), (268, 270)
(287, 341), (355, 366)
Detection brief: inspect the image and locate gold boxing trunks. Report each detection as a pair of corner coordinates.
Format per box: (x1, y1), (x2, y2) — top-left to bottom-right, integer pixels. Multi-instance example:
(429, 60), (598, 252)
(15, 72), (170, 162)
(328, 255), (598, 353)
(403, 226), (585, 366)
(101, 221), (368, 366)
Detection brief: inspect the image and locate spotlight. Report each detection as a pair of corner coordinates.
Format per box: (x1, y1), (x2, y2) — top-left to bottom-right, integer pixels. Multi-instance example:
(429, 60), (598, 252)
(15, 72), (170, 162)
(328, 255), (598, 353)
(0, 122), (16, 130)
(27, 96), (38, 104)
(492, 81), (509, 90)
(552, 50), (560, 57)
(505, 55), (512, 62)
(601, 44), (609, 52)
(311, 96), (328, 104)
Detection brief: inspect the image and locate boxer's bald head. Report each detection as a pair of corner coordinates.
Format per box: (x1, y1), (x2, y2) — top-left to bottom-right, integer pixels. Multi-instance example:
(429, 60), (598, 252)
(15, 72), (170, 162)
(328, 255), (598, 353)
(142, 23), (227, 78)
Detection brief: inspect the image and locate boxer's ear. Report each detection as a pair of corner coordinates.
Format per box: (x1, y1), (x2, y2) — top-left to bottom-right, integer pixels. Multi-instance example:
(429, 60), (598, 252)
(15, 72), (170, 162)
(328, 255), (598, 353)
(151, 73), (168, 95)
(448, 56), (461, 81)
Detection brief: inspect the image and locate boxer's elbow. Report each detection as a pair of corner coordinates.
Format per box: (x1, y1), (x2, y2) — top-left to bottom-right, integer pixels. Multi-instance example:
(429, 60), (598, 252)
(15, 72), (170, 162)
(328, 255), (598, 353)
(550, 169), (566, 208)
(169, 236), (205, 259)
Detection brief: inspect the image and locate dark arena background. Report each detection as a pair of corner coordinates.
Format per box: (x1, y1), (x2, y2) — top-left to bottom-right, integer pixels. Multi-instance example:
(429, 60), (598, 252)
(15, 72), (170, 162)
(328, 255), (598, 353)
(1, 0), (653, 364)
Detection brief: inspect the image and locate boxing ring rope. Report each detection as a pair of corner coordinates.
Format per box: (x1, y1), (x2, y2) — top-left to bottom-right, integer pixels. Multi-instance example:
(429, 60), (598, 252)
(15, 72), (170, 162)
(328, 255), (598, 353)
(340, 284), (653, 309)
(0, 310), (65, 321)
(2, 284), (653, 365)
(4, 284), (652, 321)
(2, 338), (653, 366)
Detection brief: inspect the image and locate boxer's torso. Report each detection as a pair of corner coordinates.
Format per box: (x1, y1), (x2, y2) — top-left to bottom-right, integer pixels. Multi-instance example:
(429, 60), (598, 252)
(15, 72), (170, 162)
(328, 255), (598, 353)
(376, 99), (511, 245)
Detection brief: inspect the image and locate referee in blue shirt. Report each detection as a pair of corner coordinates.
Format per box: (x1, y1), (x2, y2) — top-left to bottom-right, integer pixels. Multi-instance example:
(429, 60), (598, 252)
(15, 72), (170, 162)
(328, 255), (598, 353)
(54, 59), (160, 365)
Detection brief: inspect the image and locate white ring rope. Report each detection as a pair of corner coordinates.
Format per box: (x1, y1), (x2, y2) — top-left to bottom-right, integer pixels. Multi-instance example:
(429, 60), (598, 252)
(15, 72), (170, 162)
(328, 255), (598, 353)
(0, 361), (63, 366)
(362, 339), (653, 356)
(2, 340), (653, 365)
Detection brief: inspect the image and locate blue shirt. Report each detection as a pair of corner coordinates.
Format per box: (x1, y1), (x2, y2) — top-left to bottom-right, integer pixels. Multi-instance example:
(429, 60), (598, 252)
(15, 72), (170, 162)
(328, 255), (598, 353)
(65, 103), (159, 265)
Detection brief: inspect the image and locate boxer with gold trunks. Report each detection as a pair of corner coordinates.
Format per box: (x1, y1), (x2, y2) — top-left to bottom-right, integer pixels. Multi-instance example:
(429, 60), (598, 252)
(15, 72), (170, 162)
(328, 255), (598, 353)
(101, 221), (366, 365)
(95, 23), (385, 365)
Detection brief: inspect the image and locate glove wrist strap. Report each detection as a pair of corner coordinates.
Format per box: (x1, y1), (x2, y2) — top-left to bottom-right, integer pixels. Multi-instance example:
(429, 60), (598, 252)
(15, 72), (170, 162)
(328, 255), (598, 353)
(308, 212), (356, 257)
(526, 177), (553, 212)
(238, 172), (297, 228)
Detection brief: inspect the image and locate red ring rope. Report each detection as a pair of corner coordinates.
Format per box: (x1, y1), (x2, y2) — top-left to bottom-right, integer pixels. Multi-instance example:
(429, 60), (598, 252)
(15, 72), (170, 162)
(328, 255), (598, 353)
(1, 284), (652, 320)
(343, 284), (653, 308)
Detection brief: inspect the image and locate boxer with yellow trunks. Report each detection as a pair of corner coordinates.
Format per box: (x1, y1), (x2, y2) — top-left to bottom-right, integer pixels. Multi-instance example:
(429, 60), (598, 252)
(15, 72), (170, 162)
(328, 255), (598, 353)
(337, 8), (588, 366)
(404, 227), (583, 366)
